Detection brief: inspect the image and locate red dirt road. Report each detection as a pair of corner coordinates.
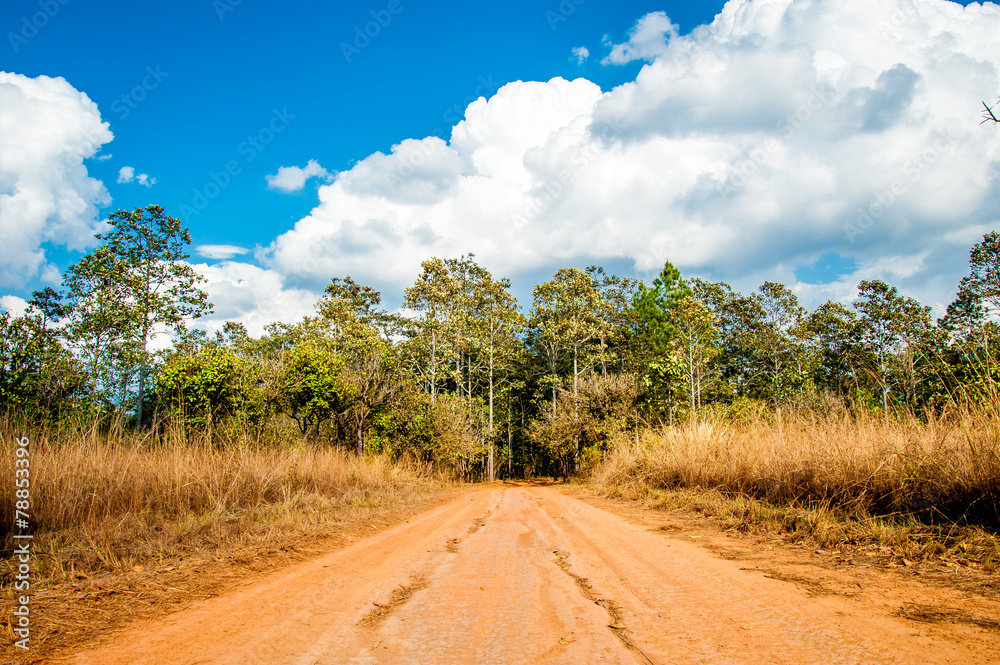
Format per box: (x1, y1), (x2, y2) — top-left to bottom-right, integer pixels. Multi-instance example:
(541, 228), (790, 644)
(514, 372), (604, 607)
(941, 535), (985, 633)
(60, 486), (995, 664)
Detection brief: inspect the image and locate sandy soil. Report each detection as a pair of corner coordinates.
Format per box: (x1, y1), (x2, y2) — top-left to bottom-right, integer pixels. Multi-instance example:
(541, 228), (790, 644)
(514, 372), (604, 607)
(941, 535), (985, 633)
(55, 485), (998, 664)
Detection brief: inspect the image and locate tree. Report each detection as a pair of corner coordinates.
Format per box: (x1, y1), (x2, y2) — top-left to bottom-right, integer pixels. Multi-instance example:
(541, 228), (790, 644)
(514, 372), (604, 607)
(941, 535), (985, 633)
(403, 257), (454, 401)
(588, 265), (639, 376)
(336, 337), (406, 455)
(0, 310), (84, 420)
(65, 206), (212, 424)
(280, 343), (355, 440)
(853, 280), (931, 421)
(63, 245), (135, 408)
(962, 232), (1000, 315)
(632, 261), (692, 355)
(470, 269), (524, 480)
(28, 287), (69, 331)
(100, 206), (212, 427)
(313, 276), (392, 347)
(752, 281), (812, 403)
(529, 268), (605, 469)
(631, 261), (691, 416)
(157, 346), (265, 432)
(672, 296), (720, 416)
(807, 301), (864, 398)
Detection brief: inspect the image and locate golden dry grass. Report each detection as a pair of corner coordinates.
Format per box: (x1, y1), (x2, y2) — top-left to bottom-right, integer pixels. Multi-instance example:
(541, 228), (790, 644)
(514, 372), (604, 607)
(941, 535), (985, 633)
(0, 417), (443, 660)
(594, 408), (1000, 568)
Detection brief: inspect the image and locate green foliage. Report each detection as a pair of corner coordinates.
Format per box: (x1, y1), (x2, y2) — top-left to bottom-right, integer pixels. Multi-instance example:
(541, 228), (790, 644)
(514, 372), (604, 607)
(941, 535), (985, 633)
(62, 205), (211, 424)
(280, 343), (356, 438)
(156, 347), (266, 431)
(0, 309), (85, 422)
(13, 203), (1000, 481)
(631, 260), (692, 355)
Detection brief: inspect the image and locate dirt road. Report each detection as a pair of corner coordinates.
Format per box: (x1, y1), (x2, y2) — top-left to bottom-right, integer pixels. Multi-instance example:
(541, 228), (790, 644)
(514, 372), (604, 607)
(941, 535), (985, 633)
(60, 485), (995, 664)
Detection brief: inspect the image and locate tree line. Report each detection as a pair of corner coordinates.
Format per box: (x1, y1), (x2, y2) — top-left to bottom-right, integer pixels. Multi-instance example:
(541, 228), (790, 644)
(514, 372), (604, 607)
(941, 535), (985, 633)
(4, 205), (1000, 479)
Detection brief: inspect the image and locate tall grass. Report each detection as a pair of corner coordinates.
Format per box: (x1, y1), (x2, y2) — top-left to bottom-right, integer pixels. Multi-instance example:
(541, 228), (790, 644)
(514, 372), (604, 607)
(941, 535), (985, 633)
(0, 415), (439, 575)
(594, 407), (1000, 563)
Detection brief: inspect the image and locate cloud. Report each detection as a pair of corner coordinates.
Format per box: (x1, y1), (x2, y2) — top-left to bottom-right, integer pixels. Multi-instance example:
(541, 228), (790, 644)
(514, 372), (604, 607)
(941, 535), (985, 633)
(0, 295), (29, 317)
(191, 261), (316, 337)
(602, 11), (678, 65)
(253, 0), (1000, 320)
(117, 165), (155, 186)
(572, 46), (590, 64)
(0, 72), (113, 288)
(265, 159), (333, 193)
(196, 244), (251, 260)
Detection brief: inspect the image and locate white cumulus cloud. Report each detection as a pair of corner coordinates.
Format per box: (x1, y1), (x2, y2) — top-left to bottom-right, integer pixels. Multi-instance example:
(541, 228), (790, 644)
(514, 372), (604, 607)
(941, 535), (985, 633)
(0, 72), (113, 288)
(572, 46), (590, 64)
(192, 261), (316, 337)
(602, 11), (678, 65)
(0, 295), (29, 317)
(265, 159), (333, 193)
(254, 0), (1000, 318)
(117, 165), (155, 186)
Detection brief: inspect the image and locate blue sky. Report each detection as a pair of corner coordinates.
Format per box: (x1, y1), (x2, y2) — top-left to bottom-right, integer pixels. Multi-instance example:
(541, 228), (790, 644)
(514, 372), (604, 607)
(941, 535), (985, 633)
(2, 0), (724, 260)
(2, 0), (998, 332)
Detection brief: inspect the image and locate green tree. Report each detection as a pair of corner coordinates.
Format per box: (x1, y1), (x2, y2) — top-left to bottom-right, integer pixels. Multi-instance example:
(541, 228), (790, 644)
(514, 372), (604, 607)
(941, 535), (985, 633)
(157, 346), (265, 432)
(806, 301), (864, 398)
(0, 310), (84, 420)
(470, 268), (524, 480)
(280, 343), (355, 441)
(529, 268), (606, 469)
(313, 276), (391, 348)
(403, 257), (455, 401)
(752, 281), (813, 403)
(588, 266), (639, 376)
(672, 296), (720, 416)
(631, 261), (692, 416)
(100, 205), (212, 427)
(63, 245), (136, 408)
(853, 280), (931, 421)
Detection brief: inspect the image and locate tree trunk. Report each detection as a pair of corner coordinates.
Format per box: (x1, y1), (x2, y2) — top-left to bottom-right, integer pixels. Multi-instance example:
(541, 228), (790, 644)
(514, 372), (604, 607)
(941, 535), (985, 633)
(488, 342), (495, 482)
(430, 328), (437, 403)
(136, 363), (145, 430)
(573, 341), (580, 470)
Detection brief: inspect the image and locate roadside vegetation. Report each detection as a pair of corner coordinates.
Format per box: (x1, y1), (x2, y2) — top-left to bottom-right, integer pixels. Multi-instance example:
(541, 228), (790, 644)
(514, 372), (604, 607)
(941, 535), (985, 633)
(2, 204), (1000, 642)
(594, 407), (1000, 571)
(0, 414), (440, 659)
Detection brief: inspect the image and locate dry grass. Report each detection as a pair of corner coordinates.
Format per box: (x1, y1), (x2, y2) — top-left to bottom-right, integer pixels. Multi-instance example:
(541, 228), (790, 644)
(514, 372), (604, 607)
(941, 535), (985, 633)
(594, 408), (1000, 569)
(0, 416), (443, 660)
